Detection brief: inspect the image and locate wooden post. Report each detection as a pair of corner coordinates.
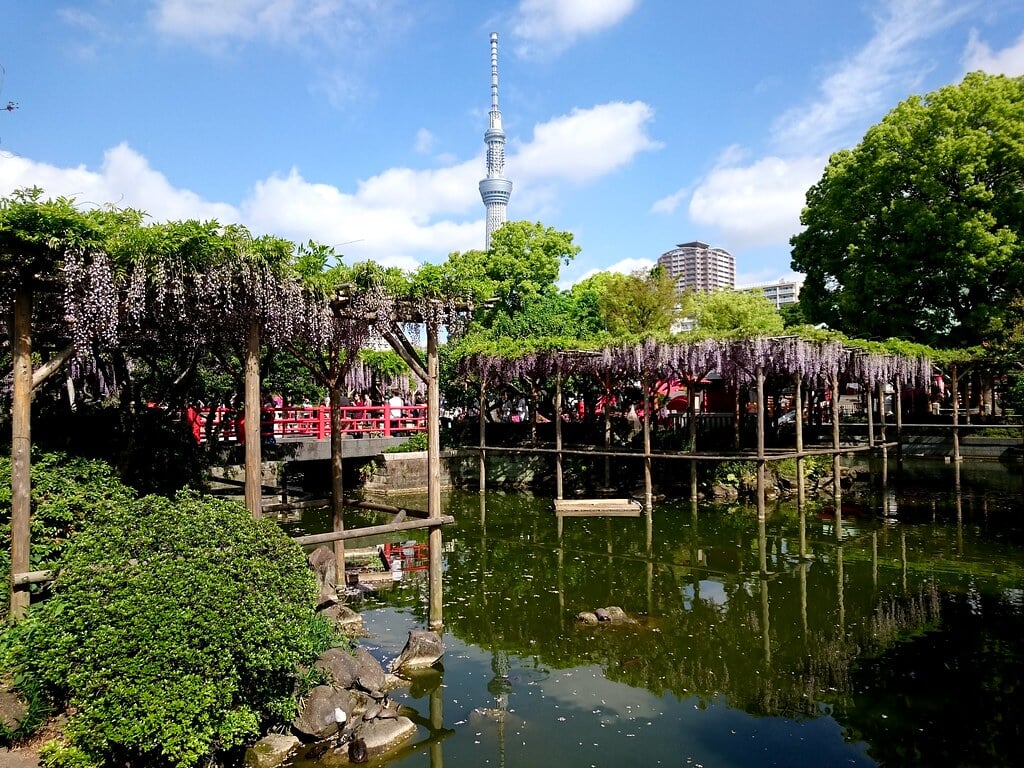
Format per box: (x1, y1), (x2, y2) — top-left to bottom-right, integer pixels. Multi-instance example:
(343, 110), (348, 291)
(831, 372), (842, 538)
(951, 363), (961, 463)
(329, 386), (346, 581)
(9, 288), (32, 619)
(643, 376), (653, 511)
(794, 374), (805, 510)
(555, 364), (563, 500)
(688, 379), (698, 503)
(244, 316), (262, 518)
(755, 365), (766, 522)
(877, 380), (887, 445)
(427, 322), (443, 630)
(866, 380), (875, 448)
(478, 376), (487, 494)
(895, 376), (904, 466)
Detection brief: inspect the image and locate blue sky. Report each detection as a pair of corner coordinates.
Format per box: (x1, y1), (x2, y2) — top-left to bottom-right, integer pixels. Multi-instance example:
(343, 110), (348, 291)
(1, 0), (1022, 288)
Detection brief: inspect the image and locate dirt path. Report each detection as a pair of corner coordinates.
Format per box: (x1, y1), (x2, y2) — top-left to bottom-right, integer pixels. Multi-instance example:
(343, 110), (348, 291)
(2, 746), (40, 767)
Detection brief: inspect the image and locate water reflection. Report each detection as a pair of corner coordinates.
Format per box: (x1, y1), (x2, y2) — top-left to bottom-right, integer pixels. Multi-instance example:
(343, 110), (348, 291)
(285, 460), (1024, 767)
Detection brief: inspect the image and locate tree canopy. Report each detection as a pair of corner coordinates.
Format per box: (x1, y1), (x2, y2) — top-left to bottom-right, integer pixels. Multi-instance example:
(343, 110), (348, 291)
(791, 72), (1024, 347)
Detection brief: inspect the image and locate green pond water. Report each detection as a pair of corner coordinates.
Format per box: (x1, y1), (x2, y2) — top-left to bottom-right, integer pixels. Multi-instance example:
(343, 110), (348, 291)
(283, 458), (1024, 767)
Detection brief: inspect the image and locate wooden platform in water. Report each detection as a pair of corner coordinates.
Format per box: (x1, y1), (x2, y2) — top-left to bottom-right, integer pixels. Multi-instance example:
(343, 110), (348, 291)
(554, 498), (644, 517)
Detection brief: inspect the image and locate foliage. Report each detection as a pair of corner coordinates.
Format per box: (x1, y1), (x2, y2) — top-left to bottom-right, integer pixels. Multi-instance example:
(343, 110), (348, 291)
(0, 452), (137, 620)
(791, 72), (1024, 347)
(691, 289), (785, 336)
(385, 432), (429, 453)
(4, 490), (334, 768)
(598, 266), (685, 336)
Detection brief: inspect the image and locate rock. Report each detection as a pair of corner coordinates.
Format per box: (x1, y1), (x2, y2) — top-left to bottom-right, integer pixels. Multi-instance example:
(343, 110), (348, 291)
(389, 629), (445, 672)
(576, 611), (599, 624)
(710, 483), (739, 501)
(291, 685), (355, 740)
(318, 603), (366, 635)
(314, 646), (360, 690)
(356, 715), (417, 754)
(244, 733), (300, 768)
(0, 683), (29, 732)
(308, 546), (337, 604)
(602, 606), (634, 624)
(354, 647), (388, 696)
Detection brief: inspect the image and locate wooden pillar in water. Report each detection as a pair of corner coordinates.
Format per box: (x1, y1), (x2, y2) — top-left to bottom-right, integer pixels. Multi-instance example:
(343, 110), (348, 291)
(244, 316), (262, 519)
(643, 375), (653, 511)
(478, 376), (487, 494)
(794, 375), (807, 560)
(555, 363), (564, 500)
(866, 381), (875, 448)
(831, 373), (842, 539)
(755, 365), (766, 522)
(895, 376), (904, 467)
(426, 323), (443, 630)
(688, 380), (698, 503)
(951, 363), (962, 463)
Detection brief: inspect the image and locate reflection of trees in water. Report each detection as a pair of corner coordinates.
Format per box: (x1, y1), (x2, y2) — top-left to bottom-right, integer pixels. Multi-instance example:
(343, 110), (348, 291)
(374, 492), (990, 723)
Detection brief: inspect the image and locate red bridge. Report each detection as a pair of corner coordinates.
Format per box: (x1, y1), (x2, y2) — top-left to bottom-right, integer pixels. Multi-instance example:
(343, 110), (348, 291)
(186, 404), (427, 443)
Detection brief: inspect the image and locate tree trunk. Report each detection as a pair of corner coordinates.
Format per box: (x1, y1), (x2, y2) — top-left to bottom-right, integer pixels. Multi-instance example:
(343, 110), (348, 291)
(244, 316), (262, 518)
(8, 288), (33, 619)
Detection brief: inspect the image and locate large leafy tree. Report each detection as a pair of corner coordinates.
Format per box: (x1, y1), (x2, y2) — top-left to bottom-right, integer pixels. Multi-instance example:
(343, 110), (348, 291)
(791, 72), (1024, 347)
(598, 265), (684, 336)
(691, 289), (784, 336)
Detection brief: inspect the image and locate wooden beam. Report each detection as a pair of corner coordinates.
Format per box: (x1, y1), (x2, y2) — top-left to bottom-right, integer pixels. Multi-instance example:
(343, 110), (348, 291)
(292, 515), (454, 547)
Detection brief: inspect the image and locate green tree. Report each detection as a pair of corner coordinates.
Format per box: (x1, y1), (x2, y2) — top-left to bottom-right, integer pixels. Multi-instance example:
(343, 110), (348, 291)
(472, 220), (580, 313)
(598, 266), (684, 336)
(691, 290), (784, 335)
(791, 72), (1024, 347)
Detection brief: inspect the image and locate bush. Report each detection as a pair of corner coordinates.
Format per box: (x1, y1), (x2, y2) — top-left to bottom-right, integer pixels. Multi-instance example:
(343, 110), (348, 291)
(5, 489), (334, 768)
(1, 451), (137, 620)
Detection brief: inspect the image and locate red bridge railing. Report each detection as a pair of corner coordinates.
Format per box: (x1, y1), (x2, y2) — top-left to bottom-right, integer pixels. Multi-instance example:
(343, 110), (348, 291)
(185, 405), (427, 443)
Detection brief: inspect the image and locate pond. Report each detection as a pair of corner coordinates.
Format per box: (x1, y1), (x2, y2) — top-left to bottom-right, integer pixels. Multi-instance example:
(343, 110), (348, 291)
(283, 457), (1024, 767)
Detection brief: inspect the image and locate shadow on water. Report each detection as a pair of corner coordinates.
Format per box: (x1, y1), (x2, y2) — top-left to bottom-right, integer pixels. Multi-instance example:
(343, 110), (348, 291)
(286, 459), (1024, 767)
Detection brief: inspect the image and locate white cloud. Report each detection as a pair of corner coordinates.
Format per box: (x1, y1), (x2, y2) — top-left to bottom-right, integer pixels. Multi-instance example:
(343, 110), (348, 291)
(150, 0), (400, 48)
(513, 0), (638, 56)
(688, 153), (826, 249)
(651, 187), (689, 215)
(0, 143), (239, 222)
(414, 128), (435, 154)
(0, 97), (659, 269)
(963, 29), (1024, 76)
(561, 258), (655, 289)
(773, 0), (969, 152)
(514, 101), (661, 185)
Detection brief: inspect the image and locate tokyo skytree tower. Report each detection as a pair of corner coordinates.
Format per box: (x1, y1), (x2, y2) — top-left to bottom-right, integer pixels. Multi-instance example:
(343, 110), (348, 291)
(479, 32), (512, 249)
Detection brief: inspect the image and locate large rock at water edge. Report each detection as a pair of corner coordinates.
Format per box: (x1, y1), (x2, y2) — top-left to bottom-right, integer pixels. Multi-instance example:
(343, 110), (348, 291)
(291, 685), (355, 740)
(389, 629), (445, 672)
(244, 733), (300, 768)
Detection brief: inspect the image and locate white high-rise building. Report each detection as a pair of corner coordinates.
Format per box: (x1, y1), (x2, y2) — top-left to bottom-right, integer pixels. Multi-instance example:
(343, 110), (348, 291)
(479, 33), (512, 249)
(737, 278), (803, 308)
(657, 241), (735, 292)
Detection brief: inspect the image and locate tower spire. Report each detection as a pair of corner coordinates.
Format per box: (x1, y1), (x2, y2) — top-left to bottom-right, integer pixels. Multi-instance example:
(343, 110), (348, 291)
(479, 32), (512, 249)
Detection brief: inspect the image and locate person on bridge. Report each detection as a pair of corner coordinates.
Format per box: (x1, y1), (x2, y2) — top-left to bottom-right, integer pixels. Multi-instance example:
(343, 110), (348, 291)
(389, 390), (405, 436)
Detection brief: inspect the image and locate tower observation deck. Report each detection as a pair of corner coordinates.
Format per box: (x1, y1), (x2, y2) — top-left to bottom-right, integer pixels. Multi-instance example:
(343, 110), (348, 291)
(479, 32), (512, 249)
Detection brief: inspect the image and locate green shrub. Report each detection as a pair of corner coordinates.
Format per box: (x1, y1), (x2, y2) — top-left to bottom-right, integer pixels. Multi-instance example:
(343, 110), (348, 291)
(1, 452), (137, 620)
(6, 489), (334, 768)
(385, 432), (428, 453)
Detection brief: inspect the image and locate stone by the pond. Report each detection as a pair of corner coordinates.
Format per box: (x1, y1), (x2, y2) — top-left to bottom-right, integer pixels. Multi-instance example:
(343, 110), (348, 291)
(291, 685), (355, 740)
(0, 683), (29, 732)
(308, 546), (338, 605)
(318, 603), (366, 634)
(354, 646), (387, 696)
(357, 715), (417, 754)
(577, 606), (634, 625)
(314, 646), (360, 690)
(389, 629), (445, 672)
(243, 733), (300, 768)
